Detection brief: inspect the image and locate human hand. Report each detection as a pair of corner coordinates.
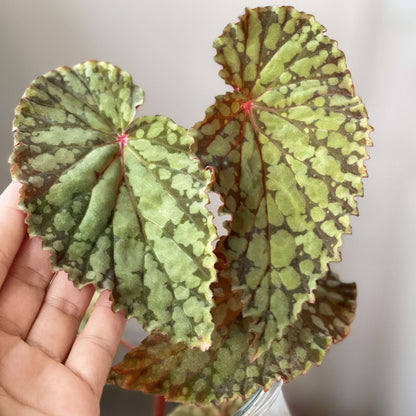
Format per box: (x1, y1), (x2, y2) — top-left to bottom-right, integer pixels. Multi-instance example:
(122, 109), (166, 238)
(0, 183), (127, 416)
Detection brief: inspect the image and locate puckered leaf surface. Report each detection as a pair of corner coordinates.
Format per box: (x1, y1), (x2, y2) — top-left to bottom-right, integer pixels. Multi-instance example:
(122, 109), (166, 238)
(191, 5), (371, 355)
(11, 61), (217, 348)
(108, 270), (356, 404)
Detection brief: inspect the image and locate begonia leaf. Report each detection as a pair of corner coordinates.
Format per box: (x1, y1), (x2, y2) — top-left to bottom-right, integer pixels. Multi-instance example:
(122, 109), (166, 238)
(10, 61), (217, 348)
(191, 6), (371, 355)
(108, 270), (356, 404)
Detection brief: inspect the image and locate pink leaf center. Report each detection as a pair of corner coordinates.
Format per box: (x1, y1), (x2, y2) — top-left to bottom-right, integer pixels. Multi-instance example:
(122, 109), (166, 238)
(242, 100), (253, 113)
(116, 133), (129, 153)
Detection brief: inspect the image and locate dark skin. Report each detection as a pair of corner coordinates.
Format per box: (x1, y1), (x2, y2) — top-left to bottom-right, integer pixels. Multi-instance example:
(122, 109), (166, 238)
(0, 183), (127, 416)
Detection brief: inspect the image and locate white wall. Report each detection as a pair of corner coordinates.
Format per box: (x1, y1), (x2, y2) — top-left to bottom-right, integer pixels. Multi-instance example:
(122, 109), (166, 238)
(0, 1), (414, 415)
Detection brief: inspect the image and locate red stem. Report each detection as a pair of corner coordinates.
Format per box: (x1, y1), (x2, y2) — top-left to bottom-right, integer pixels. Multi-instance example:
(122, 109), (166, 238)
(153, 396), (166, 416)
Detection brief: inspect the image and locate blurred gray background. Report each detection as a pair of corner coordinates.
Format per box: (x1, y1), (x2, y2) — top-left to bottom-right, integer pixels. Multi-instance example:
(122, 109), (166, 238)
(0, 0), (414, 415)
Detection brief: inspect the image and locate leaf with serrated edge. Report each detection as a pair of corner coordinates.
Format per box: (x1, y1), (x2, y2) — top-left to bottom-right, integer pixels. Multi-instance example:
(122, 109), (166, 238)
(191, 6), (371, 356)
(10, 61), (217, 349)
(108, 270), (356, 404)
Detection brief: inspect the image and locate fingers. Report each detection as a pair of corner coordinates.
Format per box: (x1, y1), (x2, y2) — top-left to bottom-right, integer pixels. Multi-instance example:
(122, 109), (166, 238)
(0, 183), (26, 289)
(0, 236), (53, 339)
(65, 290), (126, 398)
(26, 272), (95, 362)
(0, 328), (100, 416)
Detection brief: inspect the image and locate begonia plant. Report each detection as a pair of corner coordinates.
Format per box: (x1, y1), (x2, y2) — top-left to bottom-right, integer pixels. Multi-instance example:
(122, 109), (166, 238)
(9, 6), (371, 415)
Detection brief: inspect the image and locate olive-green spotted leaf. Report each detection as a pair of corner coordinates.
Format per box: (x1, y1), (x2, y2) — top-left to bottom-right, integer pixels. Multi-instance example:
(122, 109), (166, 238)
(265, 270), (356, 381)
(191, 6), (371, 355)
(11, 61), (217, 349)
(108, 270), (356, 404)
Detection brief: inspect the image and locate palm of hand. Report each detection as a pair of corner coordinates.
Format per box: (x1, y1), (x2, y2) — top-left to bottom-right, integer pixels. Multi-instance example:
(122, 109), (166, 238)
(0, 183), (126, 416)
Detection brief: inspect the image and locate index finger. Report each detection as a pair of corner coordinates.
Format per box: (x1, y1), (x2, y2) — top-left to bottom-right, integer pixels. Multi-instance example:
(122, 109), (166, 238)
(0, 182), (27, 288)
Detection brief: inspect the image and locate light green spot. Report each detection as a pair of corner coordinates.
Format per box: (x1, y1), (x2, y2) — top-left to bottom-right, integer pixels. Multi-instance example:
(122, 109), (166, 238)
(29, 176), (44, 188)
(257, 37), (302, 86)
(311, 147), (343, 181)
(147, 121), (165, 139)
(322, 63), (339, 75)
(53, 210), (75, 232)
(280, 266), (301, 290)
(299, 259), (314, 275)
(223, 45), (241, 74)
(183, 297), (205, 323)
(314, 97), (325, 107)
(267, 194), (284, 227)
(283, 18), (296, 34)
(268, 164), (306, 217)
(270, 229), (296, 269)
(173, 221), (205, 257)
(306, 39), (319, 52)
(345, 121), (356, 133)
(67, 241), (90, 261)
(279, 72), (292, 84)
(246, 233), (268, 268)
(315, 112), (346, 131)
(311, 206), (326, 222)
(167, 132), (178, 145)
(336, 185), (350, 199)
(302, 177), (329, 205)
(174, 286), (190, 301)
(264, 23), (281, 50)
(321, 220), (338, 237)
(158, 168), (171, 180)
(287, 106), (319, 125)
(270, 288), (289, 325)
(171, 174), (194, 195)
(296, 231), (322, 259)
(246, 366), (260, 378)
(52, 240), (65, 252)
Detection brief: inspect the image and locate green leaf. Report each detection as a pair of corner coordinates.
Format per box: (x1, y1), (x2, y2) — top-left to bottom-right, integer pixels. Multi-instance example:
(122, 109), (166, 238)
(108, 270), (356, 404)
(191, 6), (371, 355)
(10, 61), (217, 348)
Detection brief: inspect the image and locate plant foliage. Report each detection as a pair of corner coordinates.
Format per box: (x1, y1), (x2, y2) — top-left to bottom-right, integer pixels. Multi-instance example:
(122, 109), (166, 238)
(11, 61), (217, 349)
(192, 5), (371, 356)
(109, 270), (356, 404)
(10, 4), (371, 409)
